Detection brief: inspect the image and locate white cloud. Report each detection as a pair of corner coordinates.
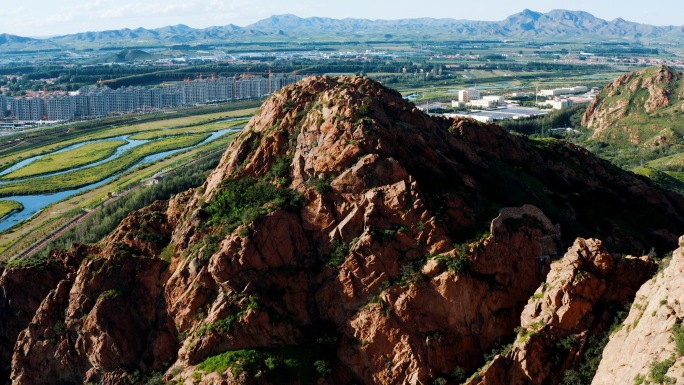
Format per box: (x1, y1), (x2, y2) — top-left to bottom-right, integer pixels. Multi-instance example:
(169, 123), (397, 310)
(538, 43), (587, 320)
(0, 6), (27, 17)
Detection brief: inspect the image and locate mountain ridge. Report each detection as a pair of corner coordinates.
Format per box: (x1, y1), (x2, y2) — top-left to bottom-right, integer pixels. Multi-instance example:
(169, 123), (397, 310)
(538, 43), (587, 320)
(2, 75), (684, 384)
(583, 64), (684, 146)
(2, 9), (684, 51)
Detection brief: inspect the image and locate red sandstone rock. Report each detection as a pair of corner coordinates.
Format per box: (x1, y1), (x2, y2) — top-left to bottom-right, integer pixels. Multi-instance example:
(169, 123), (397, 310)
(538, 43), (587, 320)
(468, 238), (655, 385)
(3, 75), (684, 385)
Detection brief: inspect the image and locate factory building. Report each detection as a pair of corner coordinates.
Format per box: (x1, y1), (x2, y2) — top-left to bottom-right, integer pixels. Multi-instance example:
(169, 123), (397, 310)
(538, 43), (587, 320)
(458, 89), (481, 102)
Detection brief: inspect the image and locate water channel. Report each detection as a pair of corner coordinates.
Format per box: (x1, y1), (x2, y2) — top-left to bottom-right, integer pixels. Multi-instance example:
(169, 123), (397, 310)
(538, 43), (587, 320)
(0, 128), (241, 233)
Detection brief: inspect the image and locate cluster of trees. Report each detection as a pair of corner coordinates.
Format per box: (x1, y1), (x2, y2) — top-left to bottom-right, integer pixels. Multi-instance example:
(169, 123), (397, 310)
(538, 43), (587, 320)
(499, 104), (586, 136)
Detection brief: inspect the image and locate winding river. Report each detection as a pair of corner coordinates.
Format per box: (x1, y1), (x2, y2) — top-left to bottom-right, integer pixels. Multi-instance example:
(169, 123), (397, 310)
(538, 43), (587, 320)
(0, 128), (240, 233)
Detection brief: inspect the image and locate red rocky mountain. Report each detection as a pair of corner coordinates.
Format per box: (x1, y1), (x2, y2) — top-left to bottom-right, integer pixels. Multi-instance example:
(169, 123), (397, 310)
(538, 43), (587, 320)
(2, 76), (684, 385)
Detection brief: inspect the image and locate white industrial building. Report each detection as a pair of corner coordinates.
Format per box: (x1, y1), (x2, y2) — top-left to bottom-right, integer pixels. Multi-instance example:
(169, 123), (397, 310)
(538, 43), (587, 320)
(449, 113), (492, 123)
(467, 99), (497, 109)
(458, 89), (481, 102)
(538, 86), (588, 97)
(540, 98), (573, 110)
(482, 95), (505, 105)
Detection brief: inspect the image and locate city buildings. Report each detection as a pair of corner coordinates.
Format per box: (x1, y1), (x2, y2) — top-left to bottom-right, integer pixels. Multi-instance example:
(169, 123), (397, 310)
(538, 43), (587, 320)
(1, 73), (303, 122)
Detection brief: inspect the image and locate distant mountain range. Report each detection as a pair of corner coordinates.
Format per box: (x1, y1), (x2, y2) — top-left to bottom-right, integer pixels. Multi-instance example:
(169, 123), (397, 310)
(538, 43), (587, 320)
(2, 9), (684, 51)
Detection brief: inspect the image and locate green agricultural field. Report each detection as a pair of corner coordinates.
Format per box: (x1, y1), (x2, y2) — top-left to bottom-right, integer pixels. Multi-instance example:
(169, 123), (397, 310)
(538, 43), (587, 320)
(0, 107), (255, 173)
(128, 118), (248, 140)
(0, 102), (252, 260)
(0, 133), (211, 197)
(0, 201), (23, 219)
(1, 140), (127, 180)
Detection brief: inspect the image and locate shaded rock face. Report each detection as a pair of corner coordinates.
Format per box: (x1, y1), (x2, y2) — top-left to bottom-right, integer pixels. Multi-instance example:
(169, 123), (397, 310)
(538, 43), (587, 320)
(9, 252), (176, 385)
(582, 65), (684, 145)
(0, 259), (71, 382)
(591, 236), (684, 385)
(3, 76), (684, 384)
(468, 238), (656, 385)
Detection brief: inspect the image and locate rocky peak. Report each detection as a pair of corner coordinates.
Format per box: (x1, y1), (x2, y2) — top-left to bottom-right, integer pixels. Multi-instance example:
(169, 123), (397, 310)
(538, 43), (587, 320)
(4, 76), (684, 384)
(469, 238), (655, 385)
(582, 65), (684, 145)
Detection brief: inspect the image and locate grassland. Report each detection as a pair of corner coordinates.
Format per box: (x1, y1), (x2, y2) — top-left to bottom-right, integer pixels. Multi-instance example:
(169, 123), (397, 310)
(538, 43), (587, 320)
(646, 152), (684, 172)
(0, 133), (210, 197)
(0, 107), (256, 173)
(128, 118), (248, 140)
(633, 166), (684, 195)
(0, 201), (23, 219)
(1, 140), (127, 180)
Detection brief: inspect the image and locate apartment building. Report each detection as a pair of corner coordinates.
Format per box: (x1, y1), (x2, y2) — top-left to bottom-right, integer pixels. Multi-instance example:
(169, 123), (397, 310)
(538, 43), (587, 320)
(7, 73), (304, 122)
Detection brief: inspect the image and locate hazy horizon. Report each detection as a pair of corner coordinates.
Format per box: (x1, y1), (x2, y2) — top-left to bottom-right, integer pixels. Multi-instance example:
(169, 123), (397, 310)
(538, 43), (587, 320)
(2, 0), (683, 37)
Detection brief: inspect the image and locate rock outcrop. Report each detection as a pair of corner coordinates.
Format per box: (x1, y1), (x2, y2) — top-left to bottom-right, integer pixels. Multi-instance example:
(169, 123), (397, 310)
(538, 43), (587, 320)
(468, 238), (656, 385)
(3, 76), (684, 385)
(591, 236), (684, 385)
(10, 252), (176, 385)
(582, 65), (684, 146)
(0, 257), (71, 382)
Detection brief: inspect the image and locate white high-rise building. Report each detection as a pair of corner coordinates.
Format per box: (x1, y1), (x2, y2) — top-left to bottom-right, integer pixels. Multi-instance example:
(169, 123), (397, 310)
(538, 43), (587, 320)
(8, 73), (304, 122)
(11, 97), (44, 121)
(47, 96), (75, 121)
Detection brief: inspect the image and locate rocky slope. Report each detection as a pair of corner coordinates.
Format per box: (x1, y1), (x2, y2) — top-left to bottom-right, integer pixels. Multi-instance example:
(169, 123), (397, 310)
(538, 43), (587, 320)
(3, 75), (684, 385)
(591, 236), (684, 385)
(583, 65), (684, 146)
(466, 238), (655, 385)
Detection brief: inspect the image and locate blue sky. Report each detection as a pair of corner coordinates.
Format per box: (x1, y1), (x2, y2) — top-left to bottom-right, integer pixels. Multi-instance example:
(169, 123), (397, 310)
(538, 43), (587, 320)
(2, 0), (682, 37)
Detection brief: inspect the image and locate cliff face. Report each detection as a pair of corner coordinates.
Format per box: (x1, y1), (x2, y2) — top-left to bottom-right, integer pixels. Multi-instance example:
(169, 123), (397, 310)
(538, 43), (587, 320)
(467, 238), (656, 385)
(582, 65), (684, 146)
(591, 236), (684, 385)
(0, 259), (70, 381)
(3, 76), (684, 385)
